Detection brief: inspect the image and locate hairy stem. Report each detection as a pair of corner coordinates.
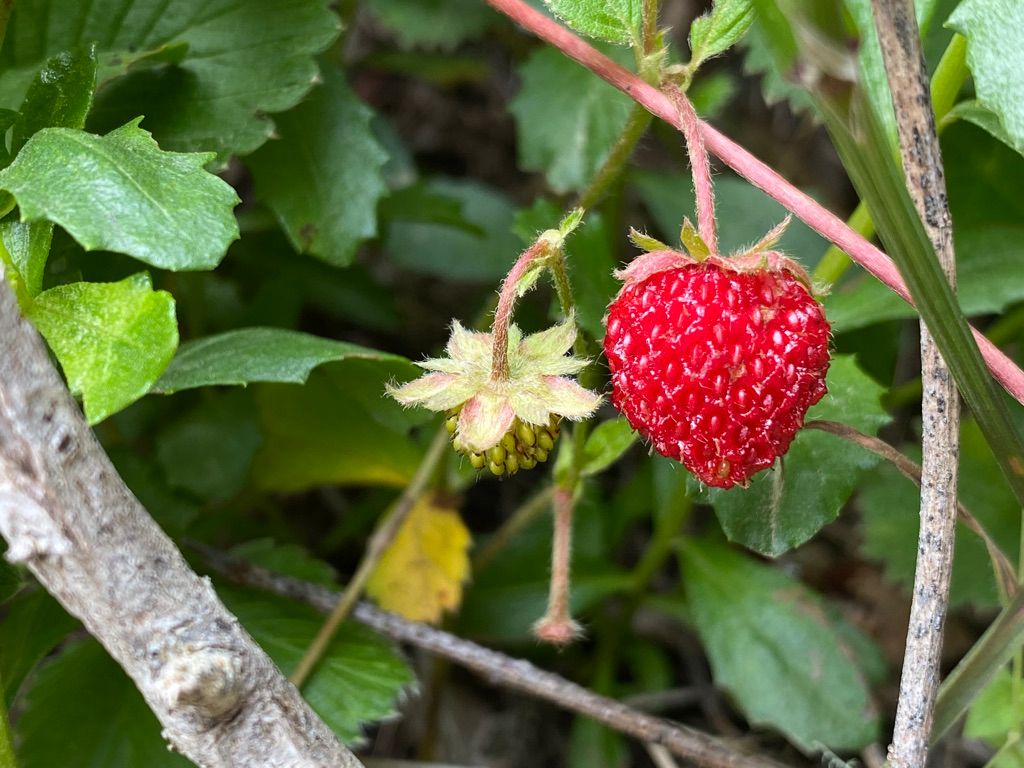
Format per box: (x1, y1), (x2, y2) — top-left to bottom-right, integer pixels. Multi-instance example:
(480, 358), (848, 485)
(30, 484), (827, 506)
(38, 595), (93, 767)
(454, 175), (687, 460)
(872, 2), (962, 765)
(201, 546), (791, 768)
(290, 428), (449, 688)
(490, 239), (548, 381)
(533, 485), (580, 645)
(665, 85), (717, 254)
(482, 0), (1024, 406)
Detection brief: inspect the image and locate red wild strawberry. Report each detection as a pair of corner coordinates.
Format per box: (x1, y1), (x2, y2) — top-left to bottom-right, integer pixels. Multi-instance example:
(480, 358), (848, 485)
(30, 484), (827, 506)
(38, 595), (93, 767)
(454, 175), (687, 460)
(603, 244), (830, 488)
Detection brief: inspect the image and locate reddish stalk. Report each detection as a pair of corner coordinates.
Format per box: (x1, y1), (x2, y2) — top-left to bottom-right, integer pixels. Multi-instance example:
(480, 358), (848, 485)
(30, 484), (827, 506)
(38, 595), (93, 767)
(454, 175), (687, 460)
(483, 0), (1024, 407)
(533, 485), (581, 646)
(490, 239), (548, 381)
(666, 85), (717, 254)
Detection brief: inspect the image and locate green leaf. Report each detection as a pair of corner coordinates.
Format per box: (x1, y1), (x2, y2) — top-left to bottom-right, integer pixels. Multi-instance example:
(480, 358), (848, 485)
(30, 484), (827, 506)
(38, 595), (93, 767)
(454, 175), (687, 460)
(0, 120), (239, 271)
(0, 220), (53, 298)
(964, 670), (1023, 747)
(0, 590), (78, 708)
(247, 64), (387, 267)
(948, 0), (1024, 157)
(689, 0), (756, 67)
(156, 392), (262, 502)
(946, 100), (1024, 156)
(382, 178), (520, 282)
(544, 0), (642, 45)
(364, 0), (496, 49)
(25, 273), (178, 424)
(0, 0), (341, 158)
(1, 46), (98, 296)
(510, 46), (635, 194)
(219, 585), (414, 745)
(859, 421), (1021, 609)
(678, 539), (879, 750)
(741, 15), (813, 115)
(704, 356), (890, 557)
(252, 363), (427, 492)
(12, 47), (97, 154)
(581, 417), (637, 476)
(154, 327), (410, 393)
(632, 171), (827, 266)
(16, 640), (191, 768)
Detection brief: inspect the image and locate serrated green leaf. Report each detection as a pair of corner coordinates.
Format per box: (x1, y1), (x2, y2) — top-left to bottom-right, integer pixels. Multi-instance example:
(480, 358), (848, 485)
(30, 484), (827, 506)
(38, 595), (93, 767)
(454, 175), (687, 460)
(16, 639), (192, 768)
(741, 17), (814, 115)
(689, 0), (756, 67)
(0, 590), (78, 708)
(0, 0), (341, 158)
(859, 420), (1021, 609)
(154, 327), (410, 393)
(247, 64), (386, 267)
(219, 585), (414, 745)
(383, 178), (520, 282)
(581, 417), (636, 476)
(25, 273), (178, 424)
(948, 0), (1024, 157)
(252, 363), (427, 492)
(364, 0), (496, 49)
(510, 46), (634, 194)
(1, 46), (98, 296)
(706, 356), (890, 557)
(678, 539), (879, 750)
(0, 120), (239, 271)
(12, 47), (97, 155)
(156, 392), (262, 502)
(544, 0), (642, 45)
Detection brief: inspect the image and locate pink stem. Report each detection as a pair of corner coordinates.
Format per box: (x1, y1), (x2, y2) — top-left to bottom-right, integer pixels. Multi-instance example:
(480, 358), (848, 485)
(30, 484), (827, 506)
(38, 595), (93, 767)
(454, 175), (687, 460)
(533, 485), (581, 647)
(484, 0), (1024, 407)
(666, 85), (717, 254)
(491, 239), (547, 381)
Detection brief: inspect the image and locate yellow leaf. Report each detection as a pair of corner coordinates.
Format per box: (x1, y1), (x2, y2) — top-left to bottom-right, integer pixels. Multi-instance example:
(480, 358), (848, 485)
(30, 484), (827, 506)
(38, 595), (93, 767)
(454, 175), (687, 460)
(367, 493), (471, 623)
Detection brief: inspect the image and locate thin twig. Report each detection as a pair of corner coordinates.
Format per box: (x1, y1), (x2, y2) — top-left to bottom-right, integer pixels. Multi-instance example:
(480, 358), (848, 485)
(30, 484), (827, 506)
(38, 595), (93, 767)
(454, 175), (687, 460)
(290, 427), (450, 687)
(871, 2), (961, 765)
(197, 546), (790, 768)
(806, 421), (1015, 598)
(482, 0), (1024, 406)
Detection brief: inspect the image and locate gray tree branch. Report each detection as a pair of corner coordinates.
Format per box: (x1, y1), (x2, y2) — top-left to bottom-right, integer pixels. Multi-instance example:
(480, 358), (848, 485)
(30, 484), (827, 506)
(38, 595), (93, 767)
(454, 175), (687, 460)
(0, 272), (362, 768)
(871, 1), (962, 766)
(197, 544), (790, 768)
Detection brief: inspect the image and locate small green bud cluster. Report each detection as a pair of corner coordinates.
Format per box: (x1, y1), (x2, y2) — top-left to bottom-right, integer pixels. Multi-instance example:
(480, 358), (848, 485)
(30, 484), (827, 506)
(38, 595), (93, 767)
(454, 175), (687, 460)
(448, 409), (560, 476)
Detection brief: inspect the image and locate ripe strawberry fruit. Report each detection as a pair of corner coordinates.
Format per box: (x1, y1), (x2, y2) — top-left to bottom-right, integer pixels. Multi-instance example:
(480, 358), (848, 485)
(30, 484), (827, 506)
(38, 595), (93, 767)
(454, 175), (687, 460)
(604, 247), (830, 488)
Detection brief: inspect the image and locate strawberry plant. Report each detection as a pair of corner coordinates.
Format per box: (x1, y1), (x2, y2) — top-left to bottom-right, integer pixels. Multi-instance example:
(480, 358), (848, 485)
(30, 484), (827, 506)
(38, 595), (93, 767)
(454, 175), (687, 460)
(1, 0), (1024, 767)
